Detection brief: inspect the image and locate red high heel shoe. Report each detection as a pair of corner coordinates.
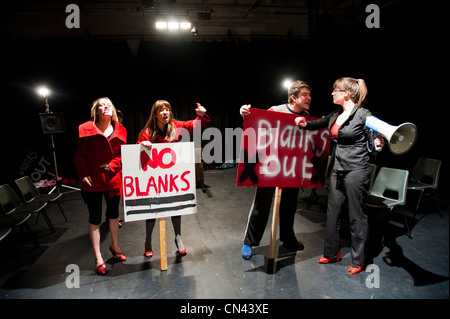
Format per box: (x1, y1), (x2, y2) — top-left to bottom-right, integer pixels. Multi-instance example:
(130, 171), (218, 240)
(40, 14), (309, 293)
(176, 247), (187, 256)
(95, 262), (107, 275)
(317, 251), (341, 264)
(144, 240), (153, 258)
(347, 265), (365, 274)
(175, 235), (187, 256)
(109, 246), (126, 261)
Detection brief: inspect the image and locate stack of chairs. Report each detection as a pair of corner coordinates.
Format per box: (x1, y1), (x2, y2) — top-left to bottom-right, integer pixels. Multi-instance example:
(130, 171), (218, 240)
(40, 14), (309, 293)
(0, 177), (69, 261)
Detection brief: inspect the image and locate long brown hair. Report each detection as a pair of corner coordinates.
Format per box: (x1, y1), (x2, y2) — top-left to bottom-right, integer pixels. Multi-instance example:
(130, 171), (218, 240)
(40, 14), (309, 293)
(333, 77), (368, 106)
(140, 100), (176, 142)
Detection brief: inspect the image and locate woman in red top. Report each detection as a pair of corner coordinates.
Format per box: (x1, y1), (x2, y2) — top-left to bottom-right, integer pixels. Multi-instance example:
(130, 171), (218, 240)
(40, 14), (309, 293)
(74, 97), (127, 275)
(137, 100), (210, 258)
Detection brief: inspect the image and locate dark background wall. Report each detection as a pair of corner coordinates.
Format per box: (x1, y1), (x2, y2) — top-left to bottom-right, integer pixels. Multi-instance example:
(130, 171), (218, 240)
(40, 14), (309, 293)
(1, 3), (447, 201)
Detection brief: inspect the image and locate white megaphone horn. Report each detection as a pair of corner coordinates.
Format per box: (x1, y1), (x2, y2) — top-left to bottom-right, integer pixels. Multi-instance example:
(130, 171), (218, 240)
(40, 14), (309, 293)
(365, 116), (418, 155)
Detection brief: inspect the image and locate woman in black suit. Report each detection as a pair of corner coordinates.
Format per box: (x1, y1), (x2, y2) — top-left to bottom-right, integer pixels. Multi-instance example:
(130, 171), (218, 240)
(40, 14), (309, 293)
(295, 77), (384, 274)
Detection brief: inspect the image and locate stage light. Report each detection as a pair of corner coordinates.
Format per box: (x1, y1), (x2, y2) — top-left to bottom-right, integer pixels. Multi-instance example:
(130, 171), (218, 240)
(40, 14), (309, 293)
(37, 86), (51, 112)
(283, 79), (292, 89)
(37, 87), (50, 97)
(168, 21), (179, 30)
(180, 21), (192, 30)
(155, 18), (194, 33)
(155, 21), (167, 30)
(35, 85), (79, 194)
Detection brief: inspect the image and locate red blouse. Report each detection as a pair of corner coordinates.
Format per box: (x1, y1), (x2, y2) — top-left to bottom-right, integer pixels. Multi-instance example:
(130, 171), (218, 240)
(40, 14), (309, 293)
(331, 121), (340, 138)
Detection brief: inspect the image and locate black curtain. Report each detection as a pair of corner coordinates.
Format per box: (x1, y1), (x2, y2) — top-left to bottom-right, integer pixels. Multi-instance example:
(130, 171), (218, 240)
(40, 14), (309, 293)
(1, 3), (446, 200)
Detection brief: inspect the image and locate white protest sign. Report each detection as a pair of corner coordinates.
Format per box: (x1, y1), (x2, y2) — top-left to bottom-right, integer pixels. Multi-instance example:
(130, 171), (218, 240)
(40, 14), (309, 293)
(121, 142), (197, 222)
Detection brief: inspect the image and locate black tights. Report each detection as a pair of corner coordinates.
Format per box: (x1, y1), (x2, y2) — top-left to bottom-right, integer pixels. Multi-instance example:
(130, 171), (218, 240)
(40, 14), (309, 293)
(145, 216), (181, 251)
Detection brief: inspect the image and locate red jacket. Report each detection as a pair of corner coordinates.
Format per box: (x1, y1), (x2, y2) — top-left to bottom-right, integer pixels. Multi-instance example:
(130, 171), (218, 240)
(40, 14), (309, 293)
(74, 120), (127, 196)
(137, 115), (210, 144)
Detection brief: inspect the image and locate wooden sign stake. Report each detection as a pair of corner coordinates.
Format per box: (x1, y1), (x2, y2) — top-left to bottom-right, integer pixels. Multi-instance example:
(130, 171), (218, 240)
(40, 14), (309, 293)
(159, 217), (167, 271)
(268, 187), (282, 270)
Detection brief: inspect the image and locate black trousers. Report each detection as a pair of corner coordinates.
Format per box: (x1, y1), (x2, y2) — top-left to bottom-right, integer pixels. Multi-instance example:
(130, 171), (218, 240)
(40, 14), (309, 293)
(81, 190), (120, 226)
(243, 187), (300, 247)
(325, 167), (370, 267)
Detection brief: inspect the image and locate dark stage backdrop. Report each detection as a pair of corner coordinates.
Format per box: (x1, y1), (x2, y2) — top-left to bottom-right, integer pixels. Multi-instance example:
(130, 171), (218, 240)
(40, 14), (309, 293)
(1, 3), (447, 202)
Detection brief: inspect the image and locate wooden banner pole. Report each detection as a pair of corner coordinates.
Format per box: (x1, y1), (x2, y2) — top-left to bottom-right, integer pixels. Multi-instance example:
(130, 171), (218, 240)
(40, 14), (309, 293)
(268, 187), (282, 260)
(159, 217), (167, 271)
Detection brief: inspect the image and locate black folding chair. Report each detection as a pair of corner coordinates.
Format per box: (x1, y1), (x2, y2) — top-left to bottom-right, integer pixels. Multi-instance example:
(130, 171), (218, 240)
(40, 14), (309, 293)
(15, 176), (67, 221)
(407, 158), (443, 218)
(0, 184), (55, 233)
(366, 167), (412, 239)
(0, 213), (39, 248)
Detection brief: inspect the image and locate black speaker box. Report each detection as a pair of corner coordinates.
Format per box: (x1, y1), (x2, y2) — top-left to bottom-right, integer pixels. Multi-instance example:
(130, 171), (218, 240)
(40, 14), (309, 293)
(40, 112), (65, 134)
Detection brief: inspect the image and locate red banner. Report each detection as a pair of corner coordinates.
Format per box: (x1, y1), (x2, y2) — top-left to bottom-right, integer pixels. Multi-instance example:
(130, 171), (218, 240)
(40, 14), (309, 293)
(236, 108), (330, 188)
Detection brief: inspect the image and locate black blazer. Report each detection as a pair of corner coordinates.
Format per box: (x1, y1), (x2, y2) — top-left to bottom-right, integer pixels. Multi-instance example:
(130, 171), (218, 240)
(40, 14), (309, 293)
(305, 105), (374, 172)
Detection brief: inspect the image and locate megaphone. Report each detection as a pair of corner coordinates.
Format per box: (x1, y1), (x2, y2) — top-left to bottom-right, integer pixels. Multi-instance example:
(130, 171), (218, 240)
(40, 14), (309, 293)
(365, 116), (417, 155)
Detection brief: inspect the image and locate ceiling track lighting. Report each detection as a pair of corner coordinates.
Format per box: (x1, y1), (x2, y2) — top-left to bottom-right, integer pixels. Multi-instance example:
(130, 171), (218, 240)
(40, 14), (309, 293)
(155, 17), (196, 34)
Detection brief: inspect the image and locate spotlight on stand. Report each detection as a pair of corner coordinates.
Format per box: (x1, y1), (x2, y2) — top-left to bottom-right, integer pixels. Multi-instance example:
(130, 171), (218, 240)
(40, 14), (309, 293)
(283, 79), (292, 90)
(37, 86), (51, 112)
(37, 86), (65, 134)
(36, 86), (78, 194)
(38, 86), (50, 98)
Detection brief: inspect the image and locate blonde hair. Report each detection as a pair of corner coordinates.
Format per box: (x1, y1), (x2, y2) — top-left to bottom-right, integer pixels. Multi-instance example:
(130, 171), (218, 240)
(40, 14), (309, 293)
(140, 100), (176, 142)
(333, 77), (368, 106)
(90, 97), (118, 122)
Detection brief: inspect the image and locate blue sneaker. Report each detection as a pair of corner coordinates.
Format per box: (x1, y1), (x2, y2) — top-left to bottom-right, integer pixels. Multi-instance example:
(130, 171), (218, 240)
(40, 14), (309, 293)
(241, 244), (252, 260)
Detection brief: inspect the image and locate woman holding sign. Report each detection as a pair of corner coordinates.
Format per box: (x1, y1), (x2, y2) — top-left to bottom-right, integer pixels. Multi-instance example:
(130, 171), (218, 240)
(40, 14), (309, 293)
(295, 77), (384, 274)
(137, 100), (210, 258)
(74, 97), (127, 275)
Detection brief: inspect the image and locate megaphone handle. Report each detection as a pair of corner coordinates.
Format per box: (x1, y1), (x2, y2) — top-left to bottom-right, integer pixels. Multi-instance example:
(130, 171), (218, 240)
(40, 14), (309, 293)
(375, 143), (382, 151)
(366, 129), (375, 152)
(366, 129), (381, 152)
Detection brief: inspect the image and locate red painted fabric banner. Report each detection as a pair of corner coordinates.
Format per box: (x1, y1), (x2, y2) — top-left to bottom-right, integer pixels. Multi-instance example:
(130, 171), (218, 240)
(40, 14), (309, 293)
(236, 108), (331, 188)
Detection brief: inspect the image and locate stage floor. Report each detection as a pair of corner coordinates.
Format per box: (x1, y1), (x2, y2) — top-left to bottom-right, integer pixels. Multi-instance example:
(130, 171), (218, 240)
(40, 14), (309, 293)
(1, 167), (448, 301)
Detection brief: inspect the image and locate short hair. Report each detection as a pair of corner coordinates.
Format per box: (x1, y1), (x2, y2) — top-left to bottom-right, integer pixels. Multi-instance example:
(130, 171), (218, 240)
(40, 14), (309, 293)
(288, 80), (312, 103)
